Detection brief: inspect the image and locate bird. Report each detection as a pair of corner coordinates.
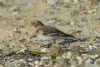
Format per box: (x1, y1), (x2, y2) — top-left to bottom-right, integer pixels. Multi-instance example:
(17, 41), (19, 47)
(30, 20), (79, 47)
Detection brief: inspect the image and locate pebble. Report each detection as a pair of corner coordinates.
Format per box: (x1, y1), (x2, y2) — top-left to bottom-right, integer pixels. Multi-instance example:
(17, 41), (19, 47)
(85, 58), (94, 64)
(5, 59), (29, 67)
(73, 0), (79, 3)
(0, 0), (6, 5)
(96, 40), (100, 43)
(47, 0), (59, 6)
(62, 0), (80, 4)
(19, 59), (25, 62)
(62, 0), (71, 3)
(96, 32), (100, 37)
(41, 56), (51, 66)
(47, 19), (57, 24)
(8, 6), (20, 12)
(33, 61), (40, 67)
(87, 45), (97, 50)
(16, 47), (27, 53)
(82, 54), (89, 60)
(8, 39), (18, 48)
(41, 56), (50, 61)
(95, 58), (100, 65)
(0, 64), (4, 67)
(89, 54), (99, 60)
(40, 47), (50, 53)
(87, 9), (96, 14)
(95, 43), (100, 47)
(76, 56), (83, 64)
(62, 51), (73, 59)
(54, 58), (69, 67)
(8, 6), (20, 15)
(79, 0), (89, 3)
(47, 18), (58, 25)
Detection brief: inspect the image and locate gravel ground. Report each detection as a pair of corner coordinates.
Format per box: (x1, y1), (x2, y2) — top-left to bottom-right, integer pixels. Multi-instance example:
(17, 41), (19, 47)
(0, 0), (100, 67)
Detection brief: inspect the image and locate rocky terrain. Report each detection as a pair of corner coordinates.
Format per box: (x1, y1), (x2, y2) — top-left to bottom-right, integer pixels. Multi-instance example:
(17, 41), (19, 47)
(0, 0), (100, 67)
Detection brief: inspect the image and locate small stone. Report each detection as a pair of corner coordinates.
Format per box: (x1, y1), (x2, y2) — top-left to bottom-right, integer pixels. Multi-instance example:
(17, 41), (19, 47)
(89, 54), (99, 60)
(0, 64), (4, 67)
(41, 56), (50, 61)
(70, 22), (74, 26)
(8, 6), (20, 15)
(96, 58), (100, 65)
(55, 58), (69, 67)
(87, 45), (96, 50)
(8, 6), (20, 12)
(40, 47), (50, 53)
(41, 56), (51, 66)
(95, 43), (100, 47)
(0, 0), (6, 5)
(8, 33), (13, 37)
(34, 61), (41, 67)
(96, 32), (100, 38)
(62, 0), (71, 3)
(19, 59), (25, 62)
(47, 18), (58, 25)
(62, 51), (73, 59)
(48, 19), (57, 23)
(73, 0), (79, 3)
(87, 9), (96, 14)
(96, 40), (100, 43)
(16, 47), (27, 53)
(47, 0), (59, 6)
(79, 0), (89, 3)
(85, 58), (94, 64)
(77, 56), (83, 64)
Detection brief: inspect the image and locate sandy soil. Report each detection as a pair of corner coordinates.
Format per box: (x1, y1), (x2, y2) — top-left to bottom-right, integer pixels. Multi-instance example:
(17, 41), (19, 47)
(0, 0), (100, 67)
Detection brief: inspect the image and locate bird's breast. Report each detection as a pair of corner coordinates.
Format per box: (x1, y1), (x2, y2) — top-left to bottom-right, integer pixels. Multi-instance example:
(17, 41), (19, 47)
(37, 35), (54, 41)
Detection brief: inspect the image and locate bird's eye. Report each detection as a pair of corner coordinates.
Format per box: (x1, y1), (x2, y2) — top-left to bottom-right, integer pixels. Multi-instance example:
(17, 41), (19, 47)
(31, 22), (35, 25)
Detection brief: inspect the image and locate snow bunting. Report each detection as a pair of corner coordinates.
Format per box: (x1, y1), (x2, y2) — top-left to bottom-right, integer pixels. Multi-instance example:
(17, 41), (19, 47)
(31, 20), (78, 47)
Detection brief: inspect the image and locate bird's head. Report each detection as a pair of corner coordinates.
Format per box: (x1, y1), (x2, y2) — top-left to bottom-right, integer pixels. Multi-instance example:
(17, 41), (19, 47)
(31, 20), (44, 28)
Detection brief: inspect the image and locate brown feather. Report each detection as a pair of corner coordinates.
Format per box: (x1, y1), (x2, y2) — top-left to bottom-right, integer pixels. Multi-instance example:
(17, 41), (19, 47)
(36, 25), (76, 38)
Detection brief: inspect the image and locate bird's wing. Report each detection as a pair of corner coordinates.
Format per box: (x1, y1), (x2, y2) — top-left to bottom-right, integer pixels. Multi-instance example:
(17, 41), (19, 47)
(36, 26), (76, 38)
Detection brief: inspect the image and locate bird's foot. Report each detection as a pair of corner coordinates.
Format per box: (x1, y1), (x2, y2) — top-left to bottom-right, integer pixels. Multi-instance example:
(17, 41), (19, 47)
(58, 41), (69, 48)
(41, 42), (53, 48)
(46, 40), (56, 48)
(46, 42), (53, 48)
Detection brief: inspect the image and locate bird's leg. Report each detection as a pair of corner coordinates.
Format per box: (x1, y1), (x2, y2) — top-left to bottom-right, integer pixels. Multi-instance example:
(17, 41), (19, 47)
(58, 40), (67, 48)
(58, 39), (72, 48)
(68, 42), (70, 47)
(42, 40), (55, 48)
(46, 40), (56, 48)
(46, 42), (53, 48)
